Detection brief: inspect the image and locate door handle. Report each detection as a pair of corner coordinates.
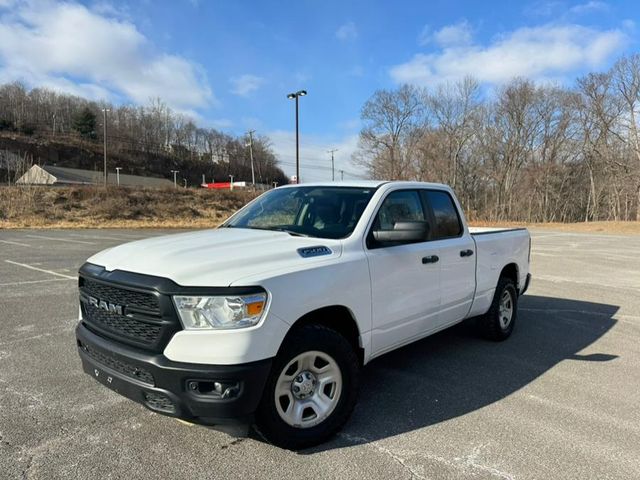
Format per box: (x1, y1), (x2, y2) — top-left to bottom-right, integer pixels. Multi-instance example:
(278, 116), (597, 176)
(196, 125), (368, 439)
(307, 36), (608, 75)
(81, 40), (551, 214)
(460, 249), (474, 257)
(422, 255), (439, 264)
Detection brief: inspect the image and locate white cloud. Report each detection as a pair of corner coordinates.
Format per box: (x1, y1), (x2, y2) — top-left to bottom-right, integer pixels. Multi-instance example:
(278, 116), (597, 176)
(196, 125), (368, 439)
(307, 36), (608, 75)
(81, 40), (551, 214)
(209, 118), (234, 129)
(335, 21), (357, 41)
(525, 1), (610, 18)
(391, 23), (626, 86)
(0, 1), (213, 110)
(268, 130), (363, 182)
(569, 1), (609, 15)
(338, 118), (360, 130)
(418, 25), (431, 46)
(230, 74), (265, 96)
(524, 1), (564, 17)
(424, 20), (473, 47)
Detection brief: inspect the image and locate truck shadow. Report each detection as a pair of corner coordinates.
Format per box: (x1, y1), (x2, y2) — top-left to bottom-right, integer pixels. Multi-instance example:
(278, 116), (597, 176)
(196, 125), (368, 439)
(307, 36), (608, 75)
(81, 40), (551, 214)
(303, 294), (619, 453)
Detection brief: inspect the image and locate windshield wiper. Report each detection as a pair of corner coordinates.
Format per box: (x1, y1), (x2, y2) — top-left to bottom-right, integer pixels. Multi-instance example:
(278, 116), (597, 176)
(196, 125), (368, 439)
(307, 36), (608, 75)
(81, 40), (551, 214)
(221, 225), (312, 237)
(266, 227), (311, 237)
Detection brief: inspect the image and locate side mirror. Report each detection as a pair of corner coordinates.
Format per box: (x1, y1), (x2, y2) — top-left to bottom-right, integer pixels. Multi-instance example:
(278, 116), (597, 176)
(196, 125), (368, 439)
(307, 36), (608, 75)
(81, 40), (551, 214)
(372, 221), (430, 243)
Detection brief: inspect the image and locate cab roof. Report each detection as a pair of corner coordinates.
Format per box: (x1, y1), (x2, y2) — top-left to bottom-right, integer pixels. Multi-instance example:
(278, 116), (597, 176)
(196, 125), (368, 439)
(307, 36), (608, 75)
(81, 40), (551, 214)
(279, 180), (449, 190)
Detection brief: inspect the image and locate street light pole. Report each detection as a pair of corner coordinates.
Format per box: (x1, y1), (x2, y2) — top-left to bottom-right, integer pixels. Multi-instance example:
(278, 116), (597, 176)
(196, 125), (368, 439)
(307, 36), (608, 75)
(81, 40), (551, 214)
(287, 90), (307, 184)
(171, 170), (179, 188)
(102, 108), (110, 187)
(115, 167), (122, 186)
(327, 149), (338, 181)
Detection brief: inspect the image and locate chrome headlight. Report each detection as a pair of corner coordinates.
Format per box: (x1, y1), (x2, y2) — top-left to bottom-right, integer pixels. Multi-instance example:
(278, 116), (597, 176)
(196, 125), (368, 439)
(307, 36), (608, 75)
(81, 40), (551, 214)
(172, 293), (267, 330)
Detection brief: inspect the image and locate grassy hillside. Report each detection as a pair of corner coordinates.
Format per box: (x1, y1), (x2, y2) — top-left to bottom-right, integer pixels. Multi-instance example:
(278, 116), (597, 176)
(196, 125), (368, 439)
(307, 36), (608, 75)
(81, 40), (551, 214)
(0, 186), (259, 228)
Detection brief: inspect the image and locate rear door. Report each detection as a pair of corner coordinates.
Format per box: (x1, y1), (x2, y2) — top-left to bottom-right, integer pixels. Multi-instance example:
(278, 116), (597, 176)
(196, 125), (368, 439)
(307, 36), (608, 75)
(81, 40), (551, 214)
(365, 189), (441, 355)
(420, 189), (476, 327)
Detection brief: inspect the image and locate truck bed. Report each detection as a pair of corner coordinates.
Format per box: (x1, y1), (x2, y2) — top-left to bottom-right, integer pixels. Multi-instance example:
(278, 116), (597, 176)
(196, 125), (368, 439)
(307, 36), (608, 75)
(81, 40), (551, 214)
(466, 226), (530, 318)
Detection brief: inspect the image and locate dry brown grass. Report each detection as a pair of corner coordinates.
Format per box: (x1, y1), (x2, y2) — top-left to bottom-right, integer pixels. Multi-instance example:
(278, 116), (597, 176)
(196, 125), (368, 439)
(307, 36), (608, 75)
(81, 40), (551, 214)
(0, 185), (258, 229)
(2, 186), (639, 233)
(469, 220), (640, 235)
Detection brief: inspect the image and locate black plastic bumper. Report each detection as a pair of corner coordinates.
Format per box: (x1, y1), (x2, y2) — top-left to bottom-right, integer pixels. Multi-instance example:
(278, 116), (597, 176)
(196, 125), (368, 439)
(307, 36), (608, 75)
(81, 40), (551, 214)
(76, 323), (272, 425)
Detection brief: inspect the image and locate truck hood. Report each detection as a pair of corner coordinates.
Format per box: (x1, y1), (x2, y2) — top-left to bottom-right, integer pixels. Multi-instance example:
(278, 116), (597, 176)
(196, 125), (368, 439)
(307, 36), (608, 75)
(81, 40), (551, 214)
(86, 228), (343, 287)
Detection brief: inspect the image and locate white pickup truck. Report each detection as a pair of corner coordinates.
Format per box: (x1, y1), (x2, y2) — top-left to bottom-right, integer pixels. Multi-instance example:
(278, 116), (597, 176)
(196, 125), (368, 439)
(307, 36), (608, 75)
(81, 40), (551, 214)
(76, 181), (531, 448)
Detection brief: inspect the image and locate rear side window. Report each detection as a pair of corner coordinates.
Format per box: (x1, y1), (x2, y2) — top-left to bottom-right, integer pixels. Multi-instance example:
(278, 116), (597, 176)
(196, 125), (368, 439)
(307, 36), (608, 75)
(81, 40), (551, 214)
(423, 190), (462, 239)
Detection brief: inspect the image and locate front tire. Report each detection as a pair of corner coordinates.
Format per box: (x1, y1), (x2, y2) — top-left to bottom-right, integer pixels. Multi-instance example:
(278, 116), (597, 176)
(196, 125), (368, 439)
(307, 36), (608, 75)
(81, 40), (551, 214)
(478, 276), (518, 341)
(255, 324), (360, 449)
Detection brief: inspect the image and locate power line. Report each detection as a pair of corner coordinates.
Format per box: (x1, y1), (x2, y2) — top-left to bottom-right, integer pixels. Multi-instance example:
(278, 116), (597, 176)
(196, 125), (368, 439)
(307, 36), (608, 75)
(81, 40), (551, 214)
(275, 159), (365, 179)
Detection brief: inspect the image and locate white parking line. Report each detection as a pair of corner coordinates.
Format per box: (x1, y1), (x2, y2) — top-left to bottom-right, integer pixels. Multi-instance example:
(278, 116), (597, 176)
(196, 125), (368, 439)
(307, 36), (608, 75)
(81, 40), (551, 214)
(67, 233), (133, 241)
(24, 234), (94, 245)
(4, 260), (77, 280)
(0, 278), (72, 286)
(0, 239), (32, 247)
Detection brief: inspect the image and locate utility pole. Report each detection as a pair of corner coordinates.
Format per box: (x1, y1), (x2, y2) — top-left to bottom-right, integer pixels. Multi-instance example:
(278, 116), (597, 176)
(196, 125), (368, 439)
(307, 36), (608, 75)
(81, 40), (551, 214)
(229, 174), (234, 191)
(340, 169), (344, 181)
(327, 149), (338, 181)
(115, 167), (122, 186)
(171, 170), (179, 188)
(247, 130), (256, 188)
(102, 108), (110, 187)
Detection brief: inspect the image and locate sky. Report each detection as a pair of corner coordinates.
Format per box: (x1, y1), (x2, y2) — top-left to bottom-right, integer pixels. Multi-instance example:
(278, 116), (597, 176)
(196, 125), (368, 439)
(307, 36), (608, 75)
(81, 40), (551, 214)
(0, 0), (638, 181)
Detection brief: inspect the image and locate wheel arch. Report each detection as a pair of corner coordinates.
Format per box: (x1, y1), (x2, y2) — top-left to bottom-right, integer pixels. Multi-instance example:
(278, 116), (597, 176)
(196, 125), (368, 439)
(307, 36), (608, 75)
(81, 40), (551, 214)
(285, 305), (365, 365)
(499, 262), (519, 289)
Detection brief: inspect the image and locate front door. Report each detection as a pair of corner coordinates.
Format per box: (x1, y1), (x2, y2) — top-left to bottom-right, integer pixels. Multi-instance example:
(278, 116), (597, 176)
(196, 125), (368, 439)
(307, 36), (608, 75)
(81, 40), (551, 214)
(365, 190), (441, 356)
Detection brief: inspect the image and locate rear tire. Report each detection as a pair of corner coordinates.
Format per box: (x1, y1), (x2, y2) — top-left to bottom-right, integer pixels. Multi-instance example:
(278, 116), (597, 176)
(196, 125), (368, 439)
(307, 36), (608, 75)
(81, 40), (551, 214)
(478, 276), (518, 341)
(255, 324), (359, 449)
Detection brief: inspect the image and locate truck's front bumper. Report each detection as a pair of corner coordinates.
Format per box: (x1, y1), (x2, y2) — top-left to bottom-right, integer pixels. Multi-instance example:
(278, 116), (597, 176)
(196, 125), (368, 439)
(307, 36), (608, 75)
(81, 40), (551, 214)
(76, 323), (272, 425)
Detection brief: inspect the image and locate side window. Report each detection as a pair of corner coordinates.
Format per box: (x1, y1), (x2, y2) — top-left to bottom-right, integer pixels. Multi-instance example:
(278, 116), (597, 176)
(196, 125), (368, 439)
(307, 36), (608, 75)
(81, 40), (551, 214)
(368, 190), (428, 248)
(375, 190), (425, 231)
(423, 190), (462, 239)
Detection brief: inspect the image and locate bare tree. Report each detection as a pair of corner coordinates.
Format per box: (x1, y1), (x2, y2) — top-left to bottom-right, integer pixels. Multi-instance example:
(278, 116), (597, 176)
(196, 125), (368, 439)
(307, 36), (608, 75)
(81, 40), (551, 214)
(426, 76), (481, 190)
(355, 84), (425, 180)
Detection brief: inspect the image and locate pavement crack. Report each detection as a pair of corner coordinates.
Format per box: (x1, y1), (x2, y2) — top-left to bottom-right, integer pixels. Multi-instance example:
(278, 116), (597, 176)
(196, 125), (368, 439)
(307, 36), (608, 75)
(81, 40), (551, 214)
(220, 438), (245, 450)
(455, 444), (515, 480)
(339, 433), (516, 480)
(21, 454), (34, 480)
(338, 433), (426, 479)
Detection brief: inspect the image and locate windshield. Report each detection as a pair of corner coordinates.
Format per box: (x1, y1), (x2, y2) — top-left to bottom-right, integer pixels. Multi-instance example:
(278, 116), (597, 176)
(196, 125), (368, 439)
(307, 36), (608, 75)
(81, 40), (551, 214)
(222, 186), (376, 239)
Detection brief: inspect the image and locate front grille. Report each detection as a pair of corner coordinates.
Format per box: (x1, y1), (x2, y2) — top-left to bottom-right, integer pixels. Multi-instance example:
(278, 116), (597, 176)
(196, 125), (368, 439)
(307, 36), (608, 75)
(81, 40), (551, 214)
(144, 392), (176, 413)
(84, 303), (162, 344)
(82, 278), (159, 312)
(79, 274), (180, 352)
(79, 340), (154, 385)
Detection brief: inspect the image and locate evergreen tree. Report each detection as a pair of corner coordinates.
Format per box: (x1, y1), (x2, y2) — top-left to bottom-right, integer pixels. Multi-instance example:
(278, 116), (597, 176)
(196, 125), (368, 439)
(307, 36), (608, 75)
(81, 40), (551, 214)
(72, 107), (97, 139)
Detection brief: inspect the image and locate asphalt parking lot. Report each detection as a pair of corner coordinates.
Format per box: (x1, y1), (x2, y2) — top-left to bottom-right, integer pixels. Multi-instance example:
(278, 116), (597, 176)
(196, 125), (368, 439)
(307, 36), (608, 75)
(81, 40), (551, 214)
(1, 228), (639, 479)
